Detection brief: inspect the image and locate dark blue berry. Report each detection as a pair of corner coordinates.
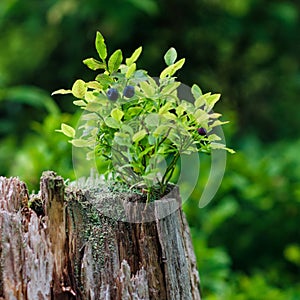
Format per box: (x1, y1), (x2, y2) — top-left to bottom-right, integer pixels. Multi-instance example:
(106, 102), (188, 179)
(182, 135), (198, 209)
(107, 88), (119, 100)
(197, 127), (207, 136)
(123, 85), (135, 98)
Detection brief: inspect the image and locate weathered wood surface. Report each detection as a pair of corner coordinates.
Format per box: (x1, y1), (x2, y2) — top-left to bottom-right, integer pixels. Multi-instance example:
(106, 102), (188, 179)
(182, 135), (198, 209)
(0, 171), (201, 300)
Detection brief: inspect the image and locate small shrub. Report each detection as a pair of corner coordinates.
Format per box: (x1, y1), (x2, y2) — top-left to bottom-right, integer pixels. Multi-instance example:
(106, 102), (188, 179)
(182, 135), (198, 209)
(54, 32), (233, 200)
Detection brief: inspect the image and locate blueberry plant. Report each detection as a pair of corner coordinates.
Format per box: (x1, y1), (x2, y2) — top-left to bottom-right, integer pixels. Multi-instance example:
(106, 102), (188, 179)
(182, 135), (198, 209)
(54, 32), (233, 201)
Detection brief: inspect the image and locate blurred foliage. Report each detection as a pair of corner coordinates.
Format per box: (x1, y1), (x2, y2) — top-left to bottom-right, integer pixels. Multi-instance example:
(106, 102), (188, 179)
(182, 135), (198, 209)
(1, 0), (300, 298)
(185, 135), (300, 297)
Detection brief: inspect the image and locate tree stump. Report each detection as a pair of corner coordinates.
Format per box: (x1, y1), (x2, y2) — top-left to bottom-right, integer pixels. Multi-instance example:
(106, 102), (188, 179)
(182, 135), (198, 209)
(0, 171), (201, 299)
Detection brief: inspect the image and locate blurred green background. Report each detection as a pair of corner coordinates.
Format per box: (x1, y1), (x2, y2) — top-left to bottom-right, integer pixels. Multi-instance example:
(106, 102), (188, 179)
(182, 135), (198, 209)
(1, 0), (300, 298)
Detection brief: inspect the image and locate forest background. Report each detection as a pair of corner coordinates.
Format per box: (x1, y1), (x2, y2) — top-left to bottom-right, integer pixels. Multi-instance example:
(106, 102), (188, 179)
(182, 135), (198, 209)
(1, 0), (300, 298)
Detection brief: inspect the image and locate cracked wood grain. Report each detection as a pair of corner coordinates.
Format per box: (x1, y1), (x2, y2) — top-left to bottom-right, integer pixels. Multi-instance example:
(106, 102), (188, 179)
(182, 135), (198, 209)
(0, 172), (201, 299)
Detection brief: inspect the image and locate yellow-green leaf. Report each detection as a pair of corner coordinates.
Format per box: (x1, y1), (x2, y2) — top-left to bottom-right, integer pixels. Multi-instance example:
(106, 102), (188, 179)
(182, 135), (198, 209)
(209, 113), (222, 119)
(83, 58), (106, 71)
(195, 95), (206, 108)
(145, 113), (160, 126)
(164, 47), (177, 66)
(73, 100), (86, 107)
(191, 84), (203, 99)
(210, 120), (229, 128)
(85, 101), (104, 112)
(160, 58), (185, 79)
(56, 123), (75, 138)
(51, 89), (72, 96)
(126, 63), (136, 78)
(95, 31), (107, 61)
(207, 134), (222, 142)
(72, 79), (86, 99)
(86, 150), (95, 160)
(161, 81), (181, 95)
(158, 102), (172, 114)
(71, 139), (94, 147)
(127, 106), (143, 116)
(84, 92), (99, 102)
(194, 109), (210, 123)
(126, 46), (142, 66)
(206, 94), (221, 110)
(132, 129), (147, 142)
(211, 142), (236, 154)
(86, 81), (102, 90)
(105, 117), (120, 129)
(82, 113), (99, 121)
(140, 81), (155, 97)
(108, 49), (123, 73)
(111, 108), (124, 122)
(153, 125), (169, 136)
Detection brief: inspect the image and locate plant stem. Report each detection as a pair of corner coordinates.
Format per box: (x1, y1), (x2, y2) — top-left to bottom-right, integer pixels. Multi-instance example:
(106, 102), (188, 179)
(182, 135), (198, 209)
(161, 152), (180, 187)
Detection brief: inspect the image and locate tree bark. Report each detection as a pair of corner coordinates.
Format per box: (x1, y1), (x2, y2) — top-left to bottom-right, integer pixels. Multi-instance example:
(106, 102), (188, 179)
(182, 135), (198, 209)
(0, 171), (201, 300)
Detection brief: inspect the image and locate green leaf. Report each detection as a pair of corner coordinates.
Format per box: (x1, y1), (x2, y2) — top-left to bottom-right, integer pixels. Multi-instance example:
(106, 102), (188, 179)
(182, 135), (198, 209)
(86, 150), (95, 160)
(85, 92), (100, 102)
(126, 46), (142, 66)
(127, 106), (143, 116)
(85, 101), (105, 112)
(71, 139), (94, 147)
(86, 81), (102, 90)
(207, 94), (221, 110)
(108, 49), (123, 73)
(139, 81), (155, 97)
(72, 79), (87, 99)
(105, 117), (120, 129)
(195, 95), (206, 108)
(207, 134), (222, 142)
(160, 58), (185, 79)
(191, 84), (203, 99)
(138, 145), (155, 159)
(195, 92), (211, 108)
(194, 109), (210, 123)
(132, 129), (147, 142)
(145, 113), (160, 126)
(162, 112), (177, 120)
(114, 132), (131, 146)
(81, 113), (99, 121)
(148, 135), (156, 145)
(133, 70), (148, 82)
(210, 120), (229, 128)
(142, 170), (160, 182)
(95, 31), (107, 61)
(51, 89), (72, 95)
(56, 123), (75, 138)
(83, 58), (106, 71)
(126, 63), (136, 78)
(153, 125), (169, 136)
(210, 142), (236, 154)
(225, 147), (236, 154)
(147, 76), (159, 89)
(158, 102), (173, 114)
(121, 124), (134, 135)
(161, 81), (181, 95)
(73, 100), (86, 107)
(164, 47), (177, 66)
(96, 74), (114, 89)
(209, 112), (222, 119)
(111, 107), (124, 122)
(176, 104), (186, 117)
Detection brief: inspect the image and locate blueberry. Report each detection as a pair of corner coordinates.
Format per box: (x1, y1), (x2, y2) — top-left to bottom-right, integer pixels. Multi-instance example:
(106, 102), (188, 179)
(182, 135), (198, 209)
(123, 85), (135, 98)
(197, 127), (207, 136)
(107, 88), (119, 101)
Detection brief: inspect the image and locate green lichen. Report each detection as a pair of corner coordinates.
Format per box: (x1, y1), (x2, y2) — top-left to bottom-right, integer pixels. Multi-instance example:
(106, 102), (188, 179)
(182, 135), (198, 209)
(67, 187), (117, 273)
